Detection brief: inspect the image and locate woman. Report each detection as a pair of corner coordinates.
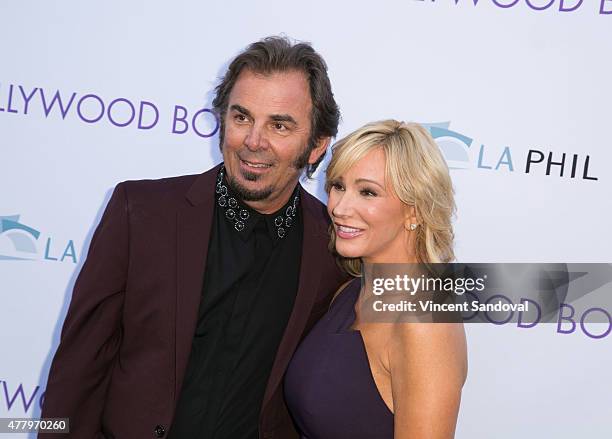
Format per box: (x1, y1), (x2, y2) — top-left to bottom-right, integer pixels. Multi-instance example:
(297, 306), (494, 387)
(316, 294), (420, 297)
(284, 120), (468, 438)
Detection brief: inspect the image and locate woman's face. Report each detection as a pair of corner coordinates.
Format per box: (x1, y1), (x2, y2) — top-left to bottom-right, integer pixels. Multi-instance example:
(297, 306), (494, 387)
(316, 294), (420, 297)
(327, 147), (416, 264)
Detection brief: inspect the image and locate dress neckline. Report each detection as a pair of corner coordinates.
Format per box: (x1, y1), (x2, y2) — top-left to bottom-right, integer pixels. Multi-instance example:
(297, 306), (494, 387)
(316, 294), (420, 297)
(334, 278), (395, 416)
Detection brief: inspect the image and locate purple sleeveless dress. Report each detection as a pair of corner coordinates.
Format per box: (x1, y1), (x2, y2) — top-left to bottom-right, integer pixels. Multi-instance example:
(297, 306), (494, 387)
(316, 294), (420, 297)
(284, 278), (394, 438)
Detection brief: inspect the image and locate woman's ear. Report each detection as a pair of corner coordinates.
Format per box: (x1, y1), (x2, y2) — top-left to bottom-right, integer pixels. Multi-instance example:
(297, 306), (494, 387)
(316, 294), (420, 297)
(404, 205), (419, 231)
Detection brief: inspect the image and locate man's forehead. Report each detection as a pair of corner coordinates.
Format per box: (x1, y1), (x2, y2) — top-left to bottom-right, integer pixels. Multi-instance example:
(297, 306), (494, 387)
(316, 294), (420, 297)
(236, 67), (308, 84)
(227, 69), (312, 116)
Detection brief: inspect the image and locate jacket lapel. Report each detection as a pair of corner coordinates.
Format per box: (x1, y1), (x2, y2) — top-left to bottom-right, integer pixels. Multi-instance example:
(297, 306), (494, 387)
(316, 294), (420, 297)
(261, 186), (327, 410)
(174, 163), (221, 401)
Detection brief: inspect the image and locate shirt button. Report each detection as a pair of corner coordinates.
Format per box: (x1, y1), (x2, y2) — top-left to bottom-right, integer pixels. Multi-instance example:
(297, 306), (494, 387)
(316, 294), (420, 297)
(153, 425), (166, 438)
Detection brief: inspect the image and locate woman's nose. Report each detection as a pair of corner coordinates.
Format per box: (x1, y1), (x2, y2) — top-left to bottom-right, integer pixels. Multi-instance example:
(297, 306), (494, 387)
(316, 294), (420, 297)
(331, 191), (353, 218)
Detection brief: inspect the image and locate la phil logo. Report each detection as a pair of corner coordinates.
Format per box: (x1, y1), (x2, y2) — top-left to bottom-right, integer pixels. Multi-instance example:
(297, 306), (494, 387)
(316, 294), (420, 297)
(0, 215), (78, 263)
(415, 0), (612, 15)
(425, 122), (599, 181)
(0, 82), (220, 139)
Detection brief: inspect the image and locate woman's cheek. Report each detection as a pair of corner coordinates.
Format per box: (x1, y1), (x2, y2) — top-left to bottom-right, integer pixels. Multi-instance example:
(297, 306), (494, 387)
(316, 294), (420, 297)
(327, 192), (339, 217)
(364, 205), (380, 223)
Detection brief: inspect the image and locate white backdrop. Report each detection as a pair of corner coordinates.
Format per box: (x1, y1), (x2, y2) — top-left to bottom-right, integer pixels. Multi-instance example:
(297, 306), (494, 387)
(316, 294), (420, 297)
(1, 1), (611, 437)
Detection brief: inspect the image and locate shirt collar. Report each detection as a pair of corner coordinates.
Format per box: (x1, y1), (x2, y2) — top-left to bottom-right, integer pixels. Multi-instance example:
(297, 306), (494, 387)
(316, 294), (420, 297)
(215, 166), (300, 243)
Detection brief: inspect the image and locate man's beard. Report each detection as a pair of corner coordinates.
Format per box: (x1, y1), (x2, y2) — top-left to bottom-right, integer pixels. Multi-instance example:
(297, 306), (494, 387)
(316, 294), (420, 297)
(221, 138), (311, 202)
(226, 171), (274, 202)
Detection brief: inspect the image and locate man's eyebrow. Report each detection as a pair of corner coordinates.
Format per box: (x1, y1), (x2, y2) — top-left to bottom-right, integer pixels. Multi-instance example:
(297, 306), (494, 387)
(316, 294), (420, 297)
(229, 105), (297, 126)
(355, 178), (384, 189)
(270, 114), (297, 125)
(229, 104), (252, 118)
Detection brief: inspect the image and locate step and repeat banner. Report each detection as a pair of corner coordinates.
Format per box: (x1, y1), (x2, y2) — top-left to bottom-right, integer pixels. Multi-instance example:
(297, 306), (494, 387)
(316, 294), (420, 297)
(1, 1), (610, 437)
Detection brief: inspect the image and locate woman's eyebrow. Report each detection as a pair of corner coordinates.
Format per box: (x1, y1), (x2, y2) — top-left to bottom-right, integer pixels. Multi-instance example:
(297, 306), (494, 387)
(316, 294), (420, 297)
(355, 178), (384, 189)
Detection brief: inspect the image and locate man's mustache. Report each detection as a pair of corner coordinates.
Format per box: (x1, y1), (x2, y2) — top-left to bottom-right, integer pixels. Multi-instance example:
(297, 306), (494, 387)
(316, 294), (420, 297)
(237, 151), (277, 166)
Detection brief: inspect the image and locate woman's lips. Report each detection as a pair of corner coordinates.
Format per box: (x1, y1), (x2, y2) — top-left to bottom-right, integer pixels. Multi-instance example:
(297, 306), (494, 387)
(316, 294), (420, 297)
(335, 224), (364, 239)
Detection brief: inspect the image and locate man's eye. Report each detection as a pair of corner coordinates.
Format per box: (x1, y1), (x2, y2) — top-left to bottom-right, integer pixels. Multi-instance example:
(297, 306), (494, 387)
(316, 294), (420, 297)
(273, 123), (287, 131)
(234, 114), (248, 122)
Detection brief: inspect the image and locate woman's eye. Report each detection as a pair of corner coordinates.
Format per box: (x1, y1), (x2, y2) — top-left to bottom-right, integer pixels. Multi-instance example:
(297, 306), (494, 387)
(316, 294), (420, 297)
(331, 182), (344, 191)
(360, 188), (377, 197)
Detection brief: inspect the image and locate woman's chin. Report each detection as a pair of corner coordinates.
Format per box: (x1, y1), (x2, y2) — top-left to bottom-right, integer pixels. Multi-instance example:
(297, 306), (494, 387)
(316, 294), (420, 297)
(335, 244), (364, 259)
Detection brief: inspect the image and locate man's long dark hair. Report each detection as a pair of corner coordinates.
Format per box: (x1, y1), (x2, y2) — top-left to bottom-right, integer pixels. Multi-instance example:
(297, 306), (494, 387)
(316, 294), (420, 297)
(212, 36), (341, 177)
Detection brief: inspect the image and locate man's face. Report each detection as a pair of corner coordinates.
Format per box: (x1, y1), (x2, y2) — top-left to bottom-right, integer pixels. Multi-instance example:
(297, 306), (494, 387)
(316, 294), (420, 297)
(221, 68), (326, 214)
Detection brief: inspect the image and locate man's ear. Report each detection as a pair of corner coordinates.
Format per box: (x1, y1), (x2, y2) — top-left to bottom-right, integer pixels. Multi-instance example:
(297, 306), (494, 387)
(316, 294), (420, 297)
(308, 136), (331, 164)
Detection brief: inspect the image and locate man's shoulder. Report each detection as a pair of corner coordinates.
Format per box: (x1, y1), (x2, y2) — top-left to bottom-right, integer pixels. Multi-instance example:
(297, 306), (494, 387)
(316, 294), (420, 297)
(121, 174), (200, 196)
(117, 163), (221, 207)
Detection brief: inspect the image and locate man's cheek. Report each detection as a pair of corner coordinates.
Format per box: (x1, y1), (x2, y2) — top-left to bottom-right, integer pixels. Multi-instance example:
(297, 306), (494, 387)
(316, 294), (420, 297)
(224, 130), (244, 149)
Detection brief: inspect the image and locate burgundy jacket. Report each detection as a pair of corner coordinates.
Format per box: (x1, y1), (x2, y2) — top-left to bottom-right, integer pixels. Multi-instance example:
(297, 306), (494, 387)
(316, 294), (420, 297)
(40, 163), (347, 439)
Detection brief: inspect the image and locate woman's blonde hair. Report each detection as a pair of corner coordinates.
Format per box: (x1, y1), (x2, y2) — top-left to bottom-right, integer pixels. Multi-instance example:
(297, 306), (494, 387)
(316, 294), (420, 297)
(326, 120), (456, 276)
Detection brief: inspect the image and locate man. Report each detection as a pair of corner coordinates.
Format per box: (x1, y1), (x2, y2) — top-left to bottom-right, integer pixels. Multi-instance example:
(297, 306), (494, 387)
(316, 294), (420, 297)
(40, 36), (348, 439)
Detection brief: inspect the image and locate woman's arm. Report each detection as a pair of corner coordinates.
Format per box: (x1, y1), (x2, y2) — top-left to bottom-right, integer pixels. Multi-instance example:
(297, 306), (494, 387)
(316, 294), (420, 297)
(389, 322), (468, 438)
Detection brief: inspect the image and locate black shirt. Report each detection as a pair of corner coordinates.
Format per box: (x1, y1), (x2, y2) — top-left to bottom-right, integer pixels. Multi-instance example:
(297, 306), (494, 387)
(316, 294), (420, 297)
(168, 167), (303, 439)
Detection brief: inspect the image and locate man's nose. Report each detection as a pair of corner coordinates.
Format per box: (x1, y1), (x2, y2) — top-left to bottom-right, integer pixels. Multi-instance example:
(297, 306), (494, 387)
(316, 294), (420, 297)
(244, 124), (270, 151)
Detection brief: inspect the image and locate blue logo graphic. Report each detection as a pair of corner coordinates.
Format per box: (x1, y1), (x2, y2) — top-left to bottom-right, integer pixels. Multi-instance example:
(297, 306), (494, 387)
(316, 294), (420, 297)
(424, 122), (474, 170)
(0, 215), (41, 260)
(424, 122), (518, 173)
(0, 214), (78, 263)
